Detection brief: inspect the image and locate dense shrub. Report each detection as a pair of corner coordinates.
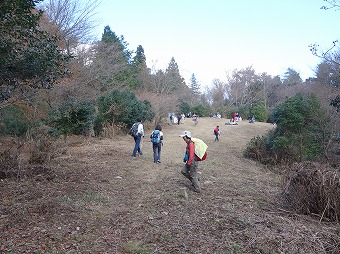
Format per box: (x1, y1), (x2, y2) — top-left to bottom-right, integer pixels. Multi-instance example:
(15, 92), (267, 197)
(243, 130), (276, 165)
(245, 93), (325, 164)
(191, 104), (208, 117)
(95, 89), (154, 135)
(272, 93), (323, 162)
(0, 105), (30, 137)
(179, 101), (190, 115)
(251, 101), (268, 122)
(47, 99), (95, 138)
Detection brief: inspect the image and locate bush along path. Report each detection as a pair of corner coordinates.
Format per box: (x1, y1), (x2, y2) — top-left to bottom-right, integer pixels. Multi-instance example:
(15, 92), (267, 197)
(0, 118), (339, 253)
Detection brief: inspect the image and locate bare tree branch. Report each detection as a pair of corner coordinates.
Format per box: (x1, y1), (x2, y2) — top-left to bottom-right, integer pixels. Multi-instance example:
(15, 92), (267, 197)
(39, 0), (101, 53)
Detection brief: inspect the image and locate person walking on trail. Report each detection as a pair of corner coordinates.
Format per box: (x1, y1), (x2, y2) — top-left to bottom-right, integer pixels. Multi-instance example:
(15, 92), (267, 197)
(180, 131), (201, 193)
(150, 124), (163, 163)
(214, 125), (220, 141)
(131, 117), (144, 157)
(192, 114), (198, 125)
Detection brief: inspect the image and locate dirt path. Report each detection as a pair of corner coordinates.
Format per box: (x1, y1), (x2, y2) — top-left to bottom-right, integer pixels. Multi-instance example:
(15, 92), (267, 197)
(1, 118), (339, 253)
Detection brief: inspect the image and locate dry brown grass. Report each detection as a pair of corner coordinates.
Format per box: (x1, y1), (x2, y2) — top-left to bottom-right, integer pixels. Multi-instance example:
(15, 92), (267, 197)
(282, 161), (340, 223)
(1, 118), (339, 253)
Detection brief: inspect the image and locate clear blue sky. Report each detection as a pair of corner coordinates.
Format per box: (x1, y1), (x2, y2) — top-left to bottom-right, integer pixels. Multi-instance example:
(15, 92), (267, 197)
(94, 0), (339, 88)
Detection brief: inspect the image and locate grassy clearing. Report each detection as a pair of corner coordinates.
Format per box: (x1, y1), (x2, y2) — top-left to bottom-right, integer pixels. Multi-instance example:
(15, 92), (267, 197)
(1, 117), (339, 253)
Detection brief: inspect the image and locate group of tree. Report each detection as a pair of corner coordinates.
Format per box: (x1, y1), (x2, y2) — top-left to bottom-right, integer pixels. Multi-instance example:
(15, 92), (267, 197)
(0, 0), (192, 138)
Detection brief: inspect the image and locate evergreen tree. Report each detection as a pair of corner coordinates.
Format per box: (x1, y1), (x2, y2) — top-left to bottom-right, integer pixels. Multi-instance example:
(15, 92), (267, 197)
(282, 68), (302, 86)
(189, 73), (201, 105)
(165, 57), (186, 94)
(190, 73), (201, 96)
(101, 25), (131, 61)
(133, 45), (146, 67)
(130, 45), (149, 89)
(85, 26), (135, 91)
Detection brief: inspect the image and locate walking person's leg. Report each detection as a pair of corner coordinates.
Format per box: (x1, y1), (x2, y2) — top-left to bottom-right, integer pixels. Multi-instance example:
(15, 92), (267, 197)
(153, 144), (157, 163)
(181, 165), (191, 180)
(138, 136), (142, 155)
(157, 143), (161, 163)
(189, 160), (200, 192)
(132, 136), (141, 157)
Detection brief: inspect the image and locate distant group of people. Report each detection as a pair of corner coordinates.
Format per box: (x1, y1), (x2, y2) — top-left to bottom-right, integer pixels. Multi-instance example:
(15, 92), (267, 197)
(209, 112), (222, 118)
(225, 118), (238, 125)
(169, 113), (186, 125)
(169, 113), (199, 126)
(233, 112), (242, 121)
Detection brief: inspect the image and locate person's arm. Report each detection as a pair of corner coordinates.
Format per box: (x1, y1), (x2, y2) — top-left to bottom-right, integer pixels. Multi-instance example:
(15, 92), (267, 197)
(186, 142), (195, 165)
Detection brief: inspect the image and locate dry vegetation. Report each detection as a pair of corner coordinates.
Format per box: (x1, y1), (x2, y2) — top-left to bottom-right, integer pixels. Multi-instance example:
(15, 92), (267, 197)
(1, 117), (339, 253)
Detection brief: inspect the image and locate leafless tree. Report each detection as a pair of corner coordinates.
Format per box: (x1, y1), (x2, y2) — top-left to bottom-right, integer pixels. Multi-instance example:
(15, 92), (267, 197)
(210, 79), (228, 110)
(226, 66), (260, 107)
(137, 90), (178, 125)
(41, 40), (132, 108)
(38, 0), (101, 54)
(320, 0), (340, 10)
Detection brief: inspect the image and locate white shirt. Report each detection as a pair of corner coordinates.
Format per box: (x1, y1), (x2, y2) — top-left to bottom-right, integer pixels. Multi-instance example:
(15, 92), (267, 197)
(137, 123), (144, 136)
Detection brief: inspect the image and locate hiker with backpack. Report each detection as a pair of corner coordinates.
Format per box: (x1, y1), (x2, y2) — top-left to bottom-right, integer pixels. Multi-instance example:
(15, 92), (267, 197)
(129, 117), (144, 157)
(180, 130), (208, 193)
(150, 124), (163, 163)
(213, 125), (220, 141)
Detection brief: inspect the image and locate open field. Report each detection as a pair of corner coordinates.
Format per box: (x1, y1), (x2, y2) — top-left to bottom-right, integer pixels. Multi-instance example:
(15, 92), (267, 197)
(1, 117), (339, 253)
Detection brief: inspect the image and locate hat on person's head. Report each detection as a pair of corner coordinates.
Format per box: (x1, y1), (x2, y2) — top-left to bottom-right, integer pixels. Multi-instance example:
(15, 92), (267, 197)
(179, 130), (191, 138)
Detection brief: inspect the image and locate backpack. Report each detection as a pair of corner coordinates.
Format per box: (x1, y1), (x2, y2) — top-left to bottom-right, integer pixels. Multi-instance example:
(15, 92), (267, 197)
(191, 137), (208, 161)
(151, 130), (161, 144)
(129, 122), (139, 137)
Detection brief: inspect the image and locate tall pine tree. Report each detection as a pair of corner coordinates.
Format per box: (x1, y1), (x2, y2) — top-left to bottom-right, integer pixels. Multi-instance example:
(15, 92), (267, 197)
(165, 57), (186, 94)
(189, 73), (201, 105)
(131, 45), (149, 89)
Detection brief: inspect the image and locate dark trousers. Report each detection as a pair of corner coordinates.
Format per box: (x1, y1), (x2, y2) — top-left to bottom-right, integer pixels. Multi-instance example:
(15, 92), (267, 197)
(152, 143), (161, 162)
(132, 135), (142, 156)
(181, 160), (200, 191)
